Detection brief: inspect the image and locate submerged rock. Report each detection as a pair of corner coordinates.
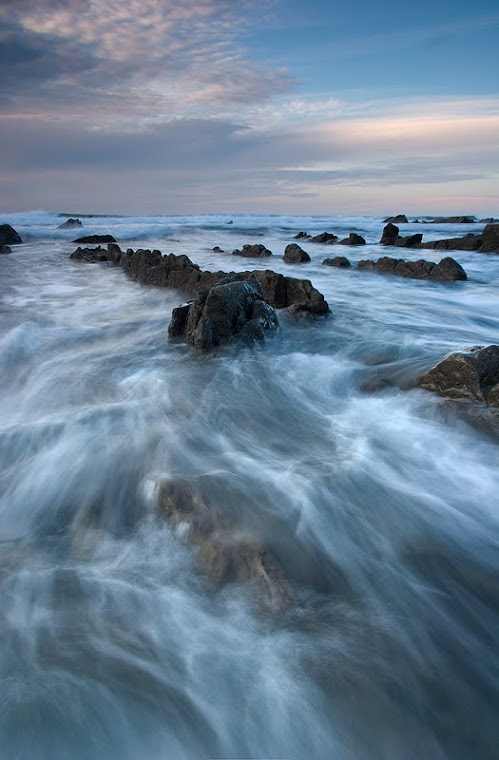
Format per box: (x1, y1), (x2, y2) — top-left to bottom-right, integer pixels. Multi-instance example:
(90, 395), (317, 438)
(322, 256), (351, 268)
(283, 243), (311, 263)
(168, 277), (279, 350)
(73, 234), (116, 244)
(59, 218), (83, 229)
(232, 243), (272, 258)
(0, 245), (12, 254)
(0, 224), (22, 245)
(294, 231), (310, 239)
(157, 478), (293, 611)
(309, 232), (338, 244)
(418, 345), (499, 406)
(356, 255), (466, 281)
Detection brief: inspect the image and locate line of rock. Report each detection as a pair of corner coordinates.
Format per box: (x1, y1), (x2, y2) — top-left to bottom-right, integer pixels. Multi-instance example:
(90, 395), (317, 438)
(323, 253), (467, 281)
(380, 222), (499, 253)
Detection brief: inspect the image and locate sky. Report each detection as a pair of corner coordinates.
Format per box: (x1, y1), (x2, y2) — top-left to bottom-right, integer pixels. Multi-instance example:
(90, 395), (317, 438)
(1, 0), (498, 215)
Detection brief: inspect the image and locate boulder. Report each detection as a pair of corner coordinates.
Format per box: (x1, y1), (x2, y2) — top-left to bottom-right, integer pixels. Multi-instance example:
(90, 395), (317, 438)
(213, 246), (224, 253)
(479, 224), (499, 253)
(380, 223), (399, 245)
(418, 345), (499, 406)
(232, 243), (272, 258)
(0, 224), (22, 245)
(383, 215), (408, 223)
(356, 255), (466, 281)
(58, 218), (83, 229)
(157, 478), (293, 611)
(380, 224), (422, 248)
(323, 256), (351, 268)
(309, 232), (338, 244)
(339, 233), (366, 246)
(0, 245), (12, 254)
(294, 231), (310, 239)
(284, 243), (311, 263)
(73, 234), (116, 244)
(168, 278), (279, 350)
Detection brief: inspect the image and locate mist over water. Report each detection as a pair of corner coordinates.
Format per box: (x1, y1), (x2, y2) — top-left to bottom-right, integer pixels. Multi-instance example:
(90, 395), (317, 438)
(1, 212), (498, 759)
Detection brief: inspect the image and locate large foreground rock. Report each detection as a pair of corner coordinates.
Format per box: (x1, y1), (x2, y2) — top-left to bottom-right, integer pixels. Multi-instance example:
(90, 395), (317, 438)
(71, 243), (330, 316)
(232, 243), (272, 258)
(357, 255), (467, 281)
(284, 243), (311, 263)
(59, 218), (83, 229)
(158, 478), (293, 612)
(0, 224), (22, 245)
(168, 278), (279, 350)
(418, 346), (499, 406)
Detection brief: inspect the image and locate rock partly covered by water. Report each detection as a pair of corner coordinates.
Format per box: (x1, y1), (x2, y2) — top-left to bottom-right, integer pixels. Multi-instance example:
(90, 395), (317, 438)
(380, 224), (422, 248)
(357, 255), (467, 281)
(158, 478), (293, 612)
(168, 277), (279, 350)
(283, 243), (311, 263)
(70, 244), (330, 316)
(232, 243), (272, 258)
(309, 232), (338, 244)
(418, 345), (499, 406)
(59, 218), (83, 229)
(383, 214), (408, 223)
(339, 233), (366, 246)
(0, 245), (12, 254)
(322, 256), (351, 268)
(0, 224), (22, 245)
(430, 216), (476, 224)
(73, 234), (116, 244)
(421, 224), (499, 254)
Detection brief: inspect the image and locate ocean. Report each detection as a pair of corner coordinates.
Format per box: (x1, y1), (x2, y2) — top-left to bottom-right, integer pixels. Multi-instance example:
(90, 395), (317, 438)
(0, 210), (498, 759)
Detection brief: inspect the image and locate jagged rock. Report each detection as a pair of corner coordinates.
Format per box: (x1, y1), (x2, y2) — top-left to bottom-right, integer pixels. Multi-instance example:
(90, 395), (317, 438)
(157, 478), (293, 611)
(73, 234), (116, 244)
(0, 224), (22, 245)
(284, 243), (311, 263)
(383, 215), (408, 223)
(294, 231), (310, 239)
(430, 216), (475, 224)
(71, 244), (329, 315)
(58, 218), (83, 229)
(356, 255), (466, 281)
(309, 232), (338, 244)
(380, 224), (422, 248)
(232, 243), (272, 258)
(421, 224), (499, 254)
(380, 223), (399, 245)
(169, 278), (279, 350)
(418, 346), (499, 406)
(213, 246), (224, 253)
(339, 233), (366, 246)
(0, 245), (12, 254)
(323, 256), (351, 268)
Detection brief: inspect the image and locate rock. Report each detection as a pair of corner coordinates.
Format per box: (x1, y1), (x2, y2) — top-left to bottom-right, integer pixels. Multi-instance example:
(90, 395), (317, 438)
(282, 276), (329, 315)
(383, 215), (408, 223)
(70, 245), (109, 262)
(213, 246), (224, 253)
(339, 233), (366, 246)
(309, 232), (338, 244)
(73, 234), (116, 244)
(420, 224), (499, 254)
(58, 218), (83, 229)
(284, 243), (311, 263)
(323, 256), (351, 268)
(157, 478), (293, 611)
(418, 345), (499, 406)
(226, 220), (233, 224)
(0, 245), (12, 254)
(479, 218), (499, 224)
(380, 223), (399, 245)
(479, 224), (499, 253)
(430, 216), (475, 224)
(232, 243), (272, 258)
(168, 278), (279, 350)
(356, 255), (466, 281)
(0, 224), (22, 245)
(294, 231), (310, 239)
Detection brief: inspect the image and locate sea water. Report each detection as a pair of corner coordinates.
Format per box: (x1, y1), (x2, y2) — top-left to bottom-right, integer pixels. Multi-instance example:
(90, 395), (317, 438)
(0, 211), (498, 759)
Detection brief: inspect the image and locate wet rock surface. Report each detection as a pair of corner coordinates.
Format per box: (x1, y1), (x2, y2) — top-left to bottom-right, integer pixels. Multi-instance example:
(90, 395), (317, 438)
(232, 243), (272, 258)
(0, 224), (22, 245)
(157, 478), (293, 612)
(339, 233), (366, 246)
(73, 234), (116, 244)
(0, 245), (12, 254)
(283, 243), (311, 263)
(322, 256), (351, 268)
(383, 215), (408, 223)
(309, 232), (338, 244)
(418, 345), (499, 406)
(357, 255), (467, 281)
(421, 224), (499, 254)
(380, 224), (422, 248)
(58, 218), (83, 229)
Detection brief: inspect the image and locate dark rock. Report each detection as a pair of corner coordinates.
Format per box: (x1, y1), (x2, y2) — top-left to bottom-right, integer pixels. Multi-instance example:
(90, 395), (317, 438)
(158, 478), (293, 611)
(430, 216), (475, 224)
(70, 245), (109, 262)
(232, 243), (272, 258)
(282, 276), (329, 315)
(395, 233), (423, 248)
(309, 232), (338, 244)
(356, 255), (466, 281)
(323, 256), (351, 268)
(421, 224), (499, 254)
(380, 223), (399, 245)
(479, 224), (499, 253)
(418, 345), (499, 406)
(479, 218), (499, 224)
(339, 233), (366, 246)
(294, 231), (310, 239)
(284, 243), (311, 263)
(58, 218), (83, 229)
(0, 224), (22, 245)
(383, 215), (408, 223)
(0, 245), (12, 254)
(213, 246), (224, 253)
(73, 234), (116, 244)
(169, 278), (279, 350)
(227, 220), (233, 224)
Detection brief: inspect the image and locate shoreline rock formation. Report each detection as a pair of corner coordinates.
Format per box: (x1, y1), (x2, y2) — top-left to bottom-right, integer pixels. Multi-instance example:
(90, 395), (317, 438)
(418, 346), (499, 406)
(379, 222), (499, 254)
(357, 255), (466, 281)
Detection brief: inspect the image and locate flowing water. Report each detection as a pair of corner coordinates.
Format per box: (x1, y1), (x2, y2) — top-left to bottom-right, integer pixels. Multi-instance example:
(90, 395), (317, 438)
(0, 211), (498, 759)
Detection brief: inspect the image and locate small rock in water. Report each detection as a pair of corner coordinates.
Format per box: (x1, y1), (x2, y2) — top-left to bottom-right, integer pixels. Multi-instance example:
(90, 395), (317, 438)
(232, 243), (272, 258)
(339, 233), (366, 246)
(418, 345), (499, 406)
(322, 256), (351, 268)
(284, 243), (311, 263)
(59, 218), (83, 229)
(73, 234), (116, 244)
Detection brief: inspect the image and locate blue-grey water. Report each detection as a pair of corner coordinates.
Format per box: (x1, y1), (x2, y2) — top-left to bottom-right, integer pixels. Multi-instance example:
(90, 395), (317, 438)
(0, 211), (498, 759)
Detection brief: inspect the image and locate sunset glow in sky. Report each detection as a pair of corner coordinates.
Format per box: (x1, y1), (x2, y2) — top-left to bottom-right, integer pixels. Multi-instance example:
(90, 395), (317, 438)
(1, 0), (498, 215)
